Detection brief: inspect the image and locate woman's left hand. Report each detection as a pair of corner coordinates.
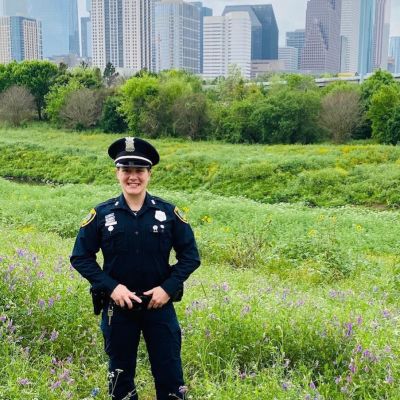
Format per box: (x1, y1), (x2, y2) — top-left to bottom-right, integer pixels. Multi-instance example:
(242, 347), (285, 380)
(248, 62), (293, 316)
(144, 286), (171, 309)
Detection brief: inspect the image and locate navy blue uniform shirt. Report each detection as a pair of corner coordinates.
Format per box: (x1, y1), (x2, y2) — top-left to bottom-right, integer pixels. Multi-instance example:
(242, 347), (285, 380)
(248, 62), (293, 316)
(70, 192), (200, 297)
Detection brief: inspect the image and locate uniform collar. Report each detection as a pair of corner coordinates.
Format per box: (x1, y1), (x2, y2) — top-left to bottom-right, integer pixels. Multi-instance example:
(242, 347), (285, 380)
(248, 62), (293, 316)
(111, 192), (159, 212)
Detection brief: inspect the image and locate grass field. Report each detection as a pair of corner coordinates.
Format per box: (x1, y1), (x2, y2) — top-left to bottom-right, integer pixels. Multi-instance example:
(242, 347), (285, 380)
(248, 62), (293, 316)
(0, 126), (399, 399)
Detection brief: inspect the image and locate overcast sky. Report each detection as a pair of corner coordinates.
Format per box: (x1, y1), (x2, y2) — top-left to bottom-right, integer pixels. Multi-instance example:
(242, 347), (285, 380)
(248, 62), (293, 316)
(78, 0), (400, 45)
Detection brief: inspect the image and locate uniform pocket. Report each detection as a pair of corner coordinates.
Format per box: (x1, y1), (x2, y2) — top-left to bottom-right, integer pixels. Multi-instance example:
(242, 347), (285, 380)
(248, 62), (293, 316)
(146, 224), (172, 253)
(101, 226), (128, 254)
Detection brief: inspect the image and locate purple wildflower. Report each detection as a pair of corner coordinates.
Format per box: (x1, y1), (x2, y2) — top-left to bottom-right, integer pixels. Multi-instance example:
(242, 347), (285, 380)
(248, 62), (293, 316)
(91, 387), (100, 396)
(309, 381), (316, 390)
(221, 282), (230, 291)
(18, 378), (31, 385)
(51, 380), (62, 390)
(241, 305), (251, 315)
(179, 386), (188, 394)
(348, 359), (356, 374)
(345, 322), (353, 337)
(385, 375), (394, 384)
(50, 330), (59, 341)
(38, 299), (46, 309)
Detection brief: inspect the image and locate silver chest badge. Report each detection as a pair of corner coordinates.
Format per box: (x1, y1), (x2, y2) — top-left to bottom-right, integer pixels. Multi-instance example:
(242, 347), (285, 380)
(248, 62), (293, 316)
(155, 210), (166, 222)
(105, 213), (117, 227)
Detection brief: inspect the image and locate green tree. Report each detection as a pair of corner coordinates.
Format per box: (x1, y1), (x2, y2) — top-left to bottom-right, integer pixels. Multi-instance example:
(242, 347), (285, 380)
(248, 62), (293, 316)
(119, 73), (160, 135)
(385, 104), (400, 145)
(249, 88), (322, 144)
(103, 62), (119, 87)
(368, 84), (400, 144)
(45, 80), (83, 125)
(319, 84), (363, 143)
(11, 60), (58, 119)
(357, 69), (397, 139)
(171, 92), (208, 140)
(100, 95), (128, 133)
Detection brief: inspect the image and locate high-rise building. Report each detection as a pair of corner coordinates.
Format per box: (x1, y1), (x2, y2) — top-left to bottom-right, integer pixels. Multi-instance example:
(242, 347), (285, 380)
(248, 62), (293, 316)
(222, 4), (278, 60)
(155, 0), (200, 74)
(340, 0), (361, 73)
(203, 12), (252, 79)
(301, 0), (342, 74)
(190, 2), (212, 73)
(92, 0), (154, 71)
(7, 0), (80, 58)
(0, 16), (42, 63)
(389, 37), (400, 73)
(372, 0), (391, 70)
(279, 46), (299, 71)
(81, 16), (92, 59)
(286, 29), (305, 69)
(358, 0), (375, 76)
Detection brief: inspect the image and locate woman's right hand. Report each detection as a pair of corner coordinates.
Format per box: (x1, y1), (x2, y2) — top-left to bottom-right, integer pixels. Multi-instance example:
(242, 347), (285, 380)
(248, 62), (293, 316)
(110, 284), (142, 309)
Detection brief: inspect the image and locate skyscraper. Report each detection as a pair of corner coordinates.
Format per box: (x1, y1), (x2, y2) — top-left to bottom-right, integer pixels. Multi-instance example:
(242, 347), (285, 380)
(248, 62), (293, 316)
(358, 0), (375, 76)
(0, 16), (42, 63)
(389, 37), (400, 73)
(190, 2), (212, 73)
(301, 0), (342, 74)
(372, 0), (391, 70)
(92, 0), (154, 71)
(340, 0), (361, 73)
(13, 0), (80, 57)
(81, 16), (92, 59)
(203, 12), (252, 79)
(279, 47), (299, 71)
(222, 4), (278, 60)
(155, 0), (200, 74)
(286, 29), (305, 69)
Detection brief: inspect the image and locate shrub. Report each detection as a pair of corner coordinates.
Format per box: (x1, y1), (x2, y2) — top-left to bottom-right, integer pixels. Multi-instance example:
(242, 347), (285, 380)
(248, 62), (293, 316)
(0, 85), (36, 126)
(99, 95), (128, 133)
(59, 88), (105, 130)
(319, 88), (363, 143)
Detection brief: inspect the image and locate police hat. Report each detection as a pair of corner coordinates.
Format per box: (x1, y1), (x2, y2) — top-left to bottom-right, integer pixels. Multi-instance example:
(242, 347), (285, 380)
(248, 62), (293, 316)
(108, 137), (160, 168)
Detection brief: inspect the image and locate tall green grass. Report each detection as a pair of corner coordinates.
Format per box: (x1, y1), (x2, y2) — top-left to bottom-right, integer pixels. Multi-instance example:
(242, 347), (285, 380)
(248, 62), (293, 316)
(1, 127), (400, 399)
(1, 124), (400, 206)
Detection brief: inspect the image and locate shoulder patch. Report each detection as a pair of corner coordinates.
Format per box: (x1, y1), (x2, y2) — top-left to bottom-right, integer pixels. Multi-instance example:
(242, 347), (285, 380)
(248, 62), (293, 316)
(81, 208), (96, 227)
(174, 206), (188, 223)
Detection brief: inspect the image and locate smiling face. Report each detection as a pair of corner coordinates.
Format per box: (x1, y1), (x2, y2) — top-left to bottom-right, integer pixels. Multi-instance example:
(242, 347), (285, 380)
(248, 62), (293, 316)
(116, 166), (151, 199)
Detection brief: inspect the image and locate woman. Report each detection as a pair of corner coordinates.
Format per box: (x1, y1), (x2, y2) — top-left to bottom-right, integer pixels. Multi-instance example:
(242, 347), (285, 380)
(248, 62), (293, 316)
(70, 137), (200, 400)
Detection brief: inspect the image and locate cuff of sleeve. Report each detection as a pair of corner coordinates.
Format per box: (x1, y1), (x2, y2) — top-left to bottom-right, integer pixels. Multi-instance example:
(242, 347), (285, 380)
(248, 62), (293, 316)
(161, 278), (181, 297)
(102, 276), (119, 295)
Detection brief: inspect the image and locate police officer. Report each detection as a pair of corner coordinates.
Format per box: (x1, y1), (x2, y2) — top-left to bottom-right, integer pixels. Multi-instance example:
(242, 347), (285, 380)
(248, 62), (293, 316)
(70, 137), (200, 400)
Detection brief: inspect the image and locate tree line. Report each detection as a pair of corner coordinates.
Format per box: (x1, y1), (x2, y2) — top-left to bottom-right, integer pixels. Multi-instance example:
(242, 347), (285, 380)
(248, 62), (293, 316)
(0, 60), (399, 145)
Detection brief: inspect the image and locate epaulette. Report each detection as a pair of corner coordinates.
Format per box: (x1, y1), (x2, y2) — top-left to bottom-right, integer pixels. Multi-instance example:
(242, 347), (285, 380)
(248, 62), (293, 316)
(96, 197), (119, 210)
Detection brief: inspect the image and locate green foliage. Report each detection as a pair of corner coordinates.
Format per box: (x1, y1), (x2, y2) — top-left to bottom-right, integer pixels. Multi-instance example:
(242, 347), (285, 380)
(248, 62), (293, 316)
(319, 85), (363, 143)
(251, 88), (322, 144)
(1, 127), (400, 208)
(100, 95), (128, 133)
(4, 61), (59, 120)
(368, 84), (400, 144)
(45, 80), (83, 125)
(358, 70), (398, 139)
(119, 72), (160, 135)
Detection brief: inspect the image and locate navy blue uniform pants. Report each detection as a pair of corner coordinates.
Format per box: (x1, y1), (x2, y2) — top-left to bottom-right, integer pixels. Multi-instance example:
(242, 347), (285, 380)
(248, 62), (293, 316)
(101, 303), (184, 400)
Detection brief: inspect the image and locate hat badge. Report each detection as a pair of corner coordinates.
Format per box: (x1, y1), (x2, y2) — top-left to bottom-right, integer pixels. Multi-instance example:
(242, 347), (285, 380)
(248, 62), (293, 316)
(125, 137), (135, 152)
